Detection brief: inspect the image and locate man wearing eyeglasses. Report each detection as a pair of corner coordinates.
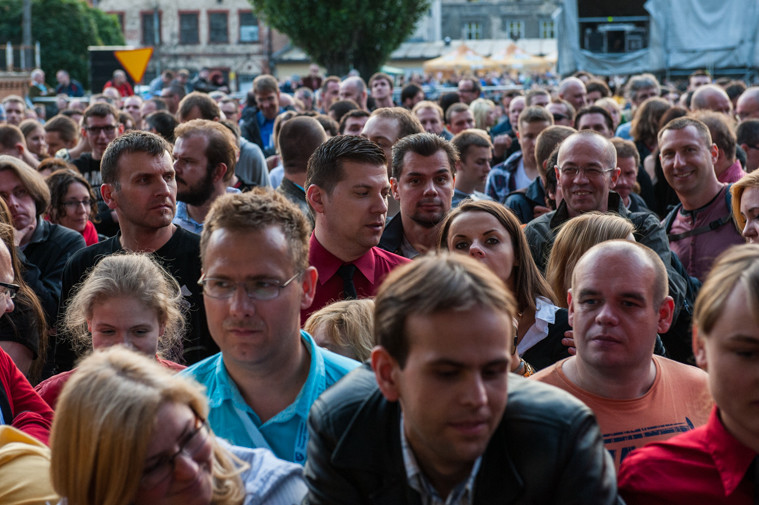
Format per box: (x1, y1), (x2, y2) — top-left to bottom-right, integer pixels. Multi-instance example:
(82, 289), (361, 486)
(182, 190), (359, 463)
(524, 130), (691, 361)
(72, 102), (124, 237)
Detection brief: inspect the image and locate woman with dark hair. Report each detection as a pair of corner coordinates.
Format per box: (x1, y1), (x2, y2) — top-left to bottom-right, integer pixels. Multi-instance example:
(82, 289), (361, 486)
(439, 199), (570, 371)
(45, 168), (99, 245)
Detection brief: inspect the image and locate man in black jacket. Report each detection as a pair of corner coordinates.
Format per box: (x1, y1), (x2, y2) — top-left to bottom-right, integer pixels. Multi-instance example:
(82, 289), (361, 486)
(304, 253), (620, 505)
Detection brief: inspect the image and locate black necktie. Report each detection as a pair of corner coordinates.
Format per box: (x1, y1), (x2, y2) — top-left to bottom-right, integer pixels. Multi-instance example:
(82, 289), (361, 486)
(337, 263), (358, 300)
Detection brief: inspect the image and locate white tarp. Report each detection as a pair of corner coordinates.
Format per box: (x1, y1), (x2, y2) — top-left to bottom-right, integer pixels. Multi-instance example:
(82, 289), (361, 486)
(556, 0), (759, 75)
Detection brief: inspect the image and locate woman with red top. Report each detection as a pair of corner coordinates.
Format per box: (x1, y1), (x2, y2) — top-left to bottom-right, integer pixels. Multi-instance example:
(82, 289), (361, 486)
(35, 253), (186, 408)
(45, 168), (99, 246)
(619, 244), (759, 504)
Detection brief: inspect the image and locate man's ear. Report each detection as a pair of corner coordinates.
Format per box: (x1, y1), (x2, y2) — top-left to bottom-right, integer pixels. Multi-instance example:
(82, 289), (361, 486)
(299, 266), (318, 311)
(306, 184), (326, 214)
(710, 143), (719, 165)
(692, 328), (708, 370)
(213, 163), (228, 184)
(390, 177), (401, 201)
(372, 346), (401, 402)
(609, 166), (621, 185)
(101, 183), (118, 210)
(656, 296), (675, 335)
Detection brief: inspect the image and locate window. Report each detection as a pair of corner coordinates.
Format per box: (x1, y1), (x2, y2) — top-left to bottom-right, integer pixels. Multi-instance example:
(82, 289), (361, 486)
(504, 20), (525, 40)
(209, 12), (229, 43)
(239, 11), (259, 43)
(540, 20), (555, 39)
(464, 22), (482, 40)
(141, 11), (161, 46)
(179, 12), (199, 45)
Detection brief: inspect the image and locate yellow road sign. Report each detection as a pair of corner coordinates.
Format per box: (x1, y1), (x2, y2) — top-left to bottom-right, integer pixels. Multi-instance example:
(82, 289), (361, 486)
(114, 48), (153, 83)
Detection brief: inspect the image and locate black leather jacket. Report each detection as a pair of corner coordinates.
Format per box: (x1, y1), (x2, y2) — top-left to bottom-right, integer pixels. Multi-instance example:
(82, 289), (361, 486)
(304, 365), (621, 505)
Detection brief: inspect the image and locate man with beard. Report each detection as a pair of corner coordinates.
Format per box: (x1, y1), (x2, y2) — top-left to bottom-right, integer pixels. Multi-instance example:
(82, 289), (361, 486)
(59, 131), (213, 371)
(172, 120), (240, 234)
(379, 133), (457, 258)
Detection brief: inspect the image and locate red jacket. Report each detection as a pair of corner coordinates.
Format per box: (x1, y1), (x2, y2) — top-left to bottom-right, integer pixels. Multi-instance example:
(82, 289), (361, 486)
(0, 348), (53, 445)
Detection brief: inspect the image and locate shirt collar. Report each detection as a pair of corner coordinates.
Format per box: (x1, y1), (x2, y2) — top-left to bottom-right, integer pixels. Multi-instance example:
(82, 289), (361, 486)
(400, 415), (481, 504)
(705, 407), (758, 496)
(309, 234), (377, 286)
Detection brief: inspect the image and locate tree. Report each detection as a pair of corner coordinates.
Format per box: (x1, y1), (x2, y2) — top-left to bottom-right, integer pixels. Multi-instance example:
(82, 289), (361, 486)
(0, 0), (124, 89)
(251, 0), (429, 79)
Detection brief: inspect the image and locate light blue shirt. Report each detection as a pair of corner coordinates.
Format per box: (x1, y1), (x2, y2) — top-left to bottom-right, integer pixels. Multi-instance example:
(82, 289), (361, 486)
(223, 442), (308, 504)
(173, 187), (241, 234)
(181, 331), (359, 464)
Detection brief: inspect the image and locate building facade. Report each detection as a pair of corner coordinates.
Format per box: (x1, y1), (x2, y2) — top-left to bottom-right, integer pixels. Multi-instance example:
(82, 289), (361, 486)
(97, 0), (289, 88)
(441, 0), (559, 41)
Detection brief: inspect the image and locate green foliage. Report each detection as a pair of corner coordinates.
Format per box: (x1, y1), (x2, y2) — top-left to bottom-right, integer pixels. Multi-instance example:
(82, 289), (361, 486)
(251, 0), (429, 78)
(0, 0), (125, 90)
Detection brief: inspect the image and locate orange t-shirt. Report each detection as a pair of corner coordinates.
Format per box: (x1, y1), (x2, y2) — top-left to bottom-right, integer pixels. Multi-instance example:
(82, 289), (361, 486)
(532, 356), (713, 470)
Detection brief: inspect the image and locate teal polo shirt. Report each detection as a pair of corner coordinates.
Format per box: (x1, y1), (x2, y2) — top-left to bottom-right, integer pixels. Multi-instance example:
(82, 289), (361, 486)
(181, 330), (359, 464)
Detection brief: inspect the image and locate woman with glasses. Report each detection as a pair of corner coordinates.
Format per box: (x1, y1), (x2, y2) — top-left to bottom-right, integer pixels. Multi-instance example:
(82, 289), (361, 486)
(35, 253), (185, 408)
(45, 168), (100, 245)
(439, 199), (570, 372)
(51, 346), (307, 505)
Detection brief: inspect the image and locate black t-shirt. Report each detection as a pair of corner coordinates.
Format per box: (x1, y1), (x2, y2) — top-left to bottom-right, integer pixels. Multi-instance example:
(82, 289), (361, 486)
(72, 153), (120, 237)
(56, 227), (216, 373)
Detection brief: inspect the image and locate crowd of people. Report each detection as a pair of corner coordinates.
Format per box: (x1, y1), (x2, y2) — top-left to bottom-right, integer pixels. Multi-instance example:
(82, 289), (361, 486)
(0, 62), (756, 504)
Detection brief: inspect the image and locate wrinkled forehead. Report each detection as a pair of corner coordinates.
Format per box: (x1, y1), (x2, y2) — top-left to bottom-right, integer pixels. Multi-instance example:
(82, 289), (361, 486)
(558, 134), (614, 167)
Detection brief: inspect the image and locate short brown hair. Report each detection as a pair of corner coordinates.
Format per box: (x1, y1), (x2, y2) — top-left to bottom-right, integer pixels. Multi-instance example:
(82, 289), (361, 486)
(100, 131), (172, 186)
(691, 110), (737, 160)
(374, 252), (516, 367)
(658, 116), (712, 148)
(201, 189), (310, 272)
(391, 132), (458, 180)
(0, 125), (25, 151)
(0, 155), (50, 216)
(174, 119), (238, 182)
(518, 106), (554, 128)
(82, 102), (119, 125)
(306, 135), (386, 195)
(44, 115), (79, 144)
(535, 125), (575, 179)
(450, 128), (491, 160)
(253, 74), (279, 95)
(177, 92), (221, 122)
(611, 137), (641, 168)
(369, 107), (424, 140)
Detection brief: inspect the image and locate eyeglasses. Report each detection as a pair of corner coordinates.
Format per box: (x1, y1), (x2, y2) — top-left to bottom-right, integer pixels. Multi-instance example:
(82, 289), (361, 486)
(62, 198), (91, 210)
(0, 282), (19, 300)
(140, 415), (209, 489)
(552, 113), (568, 121)
(85, 125), (118, 135)
(557, 166), (615, 178)
(458, 88), (475, 93)
(198, 272), (301, 300)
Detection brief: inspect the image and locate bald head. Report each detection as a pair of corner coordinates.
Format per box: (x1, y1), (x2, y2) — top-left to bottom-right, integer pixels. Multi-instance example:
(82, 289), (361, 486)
(558, 77), (588, 111)
(558, 130), (616, 170)
(573, 240), (668, 306)
(691, 84), (732, 115)
(736, 87), (759, 121)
